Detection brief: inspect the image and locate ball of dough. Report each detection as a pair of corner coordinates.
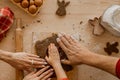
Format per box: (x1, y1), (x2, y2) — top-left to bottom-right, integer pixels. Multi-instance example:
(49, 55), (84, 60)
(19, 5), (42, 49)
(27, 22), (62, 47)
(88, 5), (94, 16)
(28, 5), (37, 14)
(34, 0), (43, 7)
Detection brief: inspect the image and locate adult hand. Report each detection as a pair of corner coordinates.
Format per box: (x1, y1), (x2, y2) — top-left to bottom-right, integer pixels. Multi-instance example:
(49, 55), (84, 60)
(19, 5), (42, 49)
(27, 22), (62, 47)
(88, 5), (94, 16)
(23, 66), (53, 80)
(45, 43), (61, 67)
(8, 52), (47, 71)
(57, 33), (93, 65)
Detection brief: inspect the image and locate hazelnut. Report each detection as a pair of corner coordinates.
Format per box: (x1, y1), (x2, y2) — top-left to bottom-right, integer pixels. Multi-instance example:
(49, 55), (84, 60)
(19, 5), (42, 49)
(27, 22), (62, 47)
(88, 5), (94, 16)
(30, 0), (35, 5)
(21, 0), (29, 8)
(34, 0), (43, 7)
(28, 5), (37, 14)
(14, 0), (22, 3)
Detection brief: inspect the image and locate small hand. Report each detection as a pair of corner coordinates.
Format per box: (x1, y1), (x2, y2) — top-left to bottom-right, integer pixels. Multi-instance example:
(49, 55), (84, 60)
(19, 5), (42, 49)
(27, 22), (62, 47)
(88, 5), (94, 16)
(9, 52), (47, 71)
(45, 43), (68, 80)
(23, 66), (53, 80)
(45, 43), (61, 67)
(57, 33), (92, 65)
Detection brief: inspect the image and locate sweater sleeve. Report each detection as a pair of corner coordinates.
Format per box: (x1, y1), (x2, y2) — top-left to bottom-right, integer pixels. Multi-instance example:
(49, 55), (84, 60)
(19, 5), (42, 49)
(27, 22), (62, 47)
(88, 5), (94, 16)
(60, 78), (69, 80)
(116, 59), (120, 78)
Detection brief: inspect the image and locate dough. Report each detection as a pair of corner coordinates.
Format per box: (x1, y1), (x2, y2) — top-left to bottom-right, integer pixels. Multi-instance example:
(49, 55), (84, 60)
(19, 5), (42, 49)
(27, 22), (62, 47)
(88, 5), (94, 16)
(35, 33), (73, 77)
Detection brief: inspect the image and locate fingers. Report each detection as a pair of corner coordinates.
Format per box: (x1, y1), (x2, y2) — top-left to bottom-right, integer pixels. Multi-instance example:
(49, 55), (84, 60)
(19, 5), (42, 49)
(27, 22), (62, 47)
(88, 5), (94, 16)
(60, 35), (71, 48)
(58, 33), (77, 45)
(42, 72), (53, 80)
(48, 43), (59, 56)
(35, 66), (50, 76)
(25, 54), (47, 68)
(56, 38), (68, 52)
(45, 56), (49, 62)
(57, 38), (73, 56)
(64, 34), (76, 44)
(33, 64), (46, 68)
(27, 54), (39, 58)
(23, 60), (47, 69)
(27, 71), (36, 76)
(25, 68), (32, 72)
(61, 59), (71, 65)
(27, 54), (46, 62)
(38, 69), (54, 80)
(26, 59), (47, 65)
(48, 44), (52, 57)
(50, 43), (59, 54)
(28, 57), (46, 62)
(45, 56), (49, 61)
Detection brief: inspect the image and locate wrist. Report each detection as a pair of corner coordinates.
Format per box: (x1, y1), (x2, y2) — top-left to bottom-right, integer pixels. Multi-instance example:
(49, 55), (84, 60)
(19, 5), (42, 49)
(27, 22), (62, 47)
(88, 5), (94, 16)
(81, 51), (98, 65)
(52, 62), (64, 72)
(52, 62), (62, 68)
(53, 63), (67, 79)
(0, 50), (12, 62)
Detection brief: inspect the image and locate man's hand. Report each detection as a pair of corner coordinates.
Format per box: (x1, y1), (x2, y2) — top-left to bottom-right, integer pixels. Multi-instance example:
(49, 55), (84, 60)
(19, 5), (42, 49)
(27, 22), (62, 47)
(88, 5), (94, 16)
(57, 33), (92, 65)
(23, 66), (53, 80)
(57, 33), (120, 77)
(8, 52), (47, 72)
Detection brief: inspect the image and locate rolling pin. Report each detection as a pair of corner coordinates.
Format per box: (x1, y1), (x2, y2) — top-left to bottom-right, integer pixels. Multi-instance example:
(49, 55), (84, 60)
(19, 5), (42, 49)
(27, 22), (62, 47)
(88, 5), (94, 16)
(15, 18), (24, 80)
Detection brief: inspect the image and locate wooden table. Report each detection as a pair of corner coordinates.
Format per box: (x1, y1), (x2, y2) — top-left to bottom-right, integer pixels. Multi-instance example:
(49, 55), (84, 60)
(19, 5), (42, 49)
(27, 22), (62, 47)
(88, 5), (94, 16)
(0, 0), (120, 80)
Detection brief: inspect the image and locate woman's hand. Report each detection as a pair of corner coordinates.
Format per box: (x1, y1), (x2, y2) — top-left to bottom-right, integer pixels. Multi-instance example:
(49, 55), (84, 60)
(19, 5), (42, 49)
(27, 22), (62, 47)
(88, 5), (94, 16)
(8, 52), (47, 71)
(45, 43), (61, 67)
(23, 66), (53, 80)
(57, 33), (93, 65)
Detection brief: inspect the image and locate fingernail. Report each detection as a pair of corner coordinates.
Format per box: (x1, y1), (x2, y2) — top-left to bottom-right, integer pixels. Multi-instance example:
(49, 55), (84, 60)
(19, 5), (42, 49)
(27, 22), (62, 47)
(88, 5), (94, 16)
(51, 72), (54, 74)
(60, 32), (66, 35)
(41, 65), (45, 67)
(71, 36), (76, 40)
(58, 33), (62, 37)
(43, 60), (46, 62)
(41, 59), (45, 61)
(46, 66), (50, 68)
(36, 56), (39, 57)
(56, 38), (60, 42)
(50, 69), (54, 71)
(44, 62), (48, 64)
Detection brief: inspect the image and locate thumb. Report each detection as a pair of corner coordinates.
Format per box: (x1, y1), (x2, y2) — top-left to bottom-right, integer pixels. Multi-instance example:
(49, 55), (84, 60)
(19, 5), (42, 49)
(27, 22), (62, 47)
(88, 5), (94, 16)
(45, 56), (49, 62)
(61, 59), (71, 65)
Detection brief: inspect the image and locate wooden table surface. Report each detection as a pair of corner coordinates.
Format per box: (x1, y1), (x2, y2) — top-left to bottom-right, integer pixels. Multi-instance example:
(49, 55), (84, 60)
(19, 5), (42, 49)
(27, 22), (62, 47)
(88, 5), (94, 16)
(0, 0), (120, 80)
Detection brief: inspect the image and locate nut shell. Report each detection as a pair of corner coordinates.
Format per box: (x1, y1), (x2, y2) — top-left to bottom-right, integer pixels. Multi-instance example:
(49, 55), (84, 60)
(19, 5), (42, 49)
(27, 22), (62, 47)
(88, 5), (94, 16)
(28, 5), (38, 14)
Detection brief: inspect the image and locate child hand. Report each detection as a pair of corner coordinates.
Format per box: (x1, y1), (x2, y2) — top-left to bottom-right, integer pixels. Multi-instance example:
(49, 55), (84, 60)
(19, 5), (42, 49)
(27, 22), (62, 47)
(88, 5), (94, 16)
(45, 43), (61, 67)
(45, 43), (68, 80)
